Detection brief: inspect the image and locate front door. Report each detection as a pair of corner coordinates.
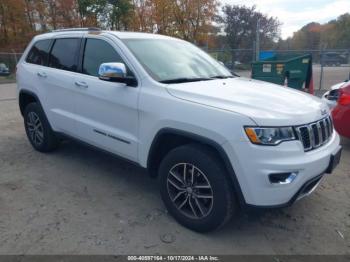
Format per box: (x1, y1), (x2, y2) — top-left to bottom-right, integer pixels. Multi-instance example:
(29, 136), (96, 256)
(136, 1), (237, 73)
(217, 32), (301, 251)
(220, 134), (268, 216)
(73, 37), (139, 162)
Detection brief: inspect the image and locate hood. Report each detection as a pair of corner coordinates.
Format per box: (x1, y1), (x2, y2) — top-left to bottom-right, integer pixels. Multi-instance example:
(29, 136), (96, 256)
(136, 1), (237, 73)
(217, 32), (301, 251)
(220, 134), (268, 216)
(331, 81), (349, 90)
(166, 77), (329, 126)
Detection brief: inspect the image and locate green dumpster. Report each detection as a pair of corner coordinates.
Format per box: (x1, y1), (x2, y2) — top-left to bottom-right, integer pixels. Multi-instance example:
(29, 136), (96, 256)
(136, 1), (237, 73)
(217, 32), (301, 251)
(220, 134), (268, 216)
(251, 54), (313, 93)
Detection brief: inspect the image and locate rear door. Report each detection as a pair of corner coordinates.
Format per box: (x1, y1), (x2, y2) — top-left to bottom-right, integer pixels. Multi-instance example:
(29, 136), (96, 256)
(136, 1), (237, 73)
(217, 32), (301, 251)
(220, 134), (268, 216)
(19, 38), (53, 112)
(73, 36), (140, 161)
(43, 37), (82, 135)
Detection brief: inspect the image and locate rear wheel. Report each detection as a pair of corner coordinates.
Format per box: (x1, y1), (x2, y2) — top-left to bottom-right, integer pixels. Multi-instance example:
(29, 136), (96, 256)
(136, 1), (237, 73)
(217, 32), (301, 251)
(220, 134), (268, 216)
(24, 103), (59, 152)
(159, 144), (237, 232)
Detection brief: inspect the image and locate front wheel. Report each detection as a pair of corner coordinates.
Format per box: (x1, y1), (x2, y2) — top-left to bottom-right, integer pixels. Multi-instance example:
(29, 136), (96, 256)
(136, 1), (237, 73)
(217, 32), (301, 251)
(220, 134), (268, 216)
(158, 144), (237, 232)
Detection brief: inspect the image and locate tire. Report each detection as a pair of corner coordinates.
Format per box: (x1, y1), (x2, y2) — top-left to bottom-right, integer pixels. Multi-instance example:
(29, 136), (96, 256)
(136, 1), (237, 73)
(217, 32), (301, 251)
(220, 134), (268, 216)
(158, 144), (237, 232)
(23, 102), (59, 152)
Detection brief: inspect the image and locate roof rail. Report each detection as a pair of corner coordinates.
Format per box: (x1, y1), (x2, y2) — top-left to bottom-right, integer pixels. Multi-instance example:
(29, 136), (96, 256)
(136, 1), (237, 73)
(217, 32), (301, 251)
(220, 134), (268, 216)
(51, 27), (101, 32)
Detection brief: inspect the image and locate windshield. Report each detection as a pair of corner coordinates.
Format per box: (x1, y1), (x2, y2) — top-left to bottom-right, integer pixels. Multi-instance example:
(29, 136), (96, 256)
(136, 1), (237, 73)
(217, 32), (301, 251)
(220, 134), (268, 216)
(122, 38), (233, 83)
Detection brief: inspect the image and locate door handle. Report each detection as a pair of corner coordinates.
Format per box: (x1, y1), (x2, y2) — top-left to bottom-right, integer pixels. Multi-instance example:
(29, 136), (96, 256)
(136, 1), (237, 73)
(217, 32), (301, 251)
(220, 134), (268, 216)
(75, 81), (88, 88)
(37, 71), (47, 78)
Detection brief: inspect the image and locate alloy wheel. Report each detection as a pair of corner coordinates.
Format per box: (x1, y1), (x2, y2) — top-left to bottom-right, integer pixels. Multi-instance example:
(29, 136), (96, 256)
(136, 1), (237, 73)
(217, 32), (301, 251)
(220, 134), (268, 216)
(166, 163), (214, 219)
(26, 112), (44, 146)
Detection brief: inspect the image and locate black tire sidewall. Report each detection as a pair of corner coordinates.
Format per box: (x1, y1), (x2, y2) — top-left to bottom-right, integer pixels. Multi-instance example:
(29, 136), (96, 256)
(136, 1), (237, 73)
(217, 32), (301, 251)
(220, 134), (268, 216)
(159, 144), (235, 232)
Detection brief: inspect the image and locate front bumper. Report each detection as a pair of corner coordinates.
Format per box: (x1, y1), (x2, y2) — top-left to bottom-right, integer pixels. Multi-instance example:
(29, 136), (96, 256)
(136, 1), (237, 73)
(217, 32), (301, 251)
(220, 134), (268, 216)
(222, 131), (341, 207)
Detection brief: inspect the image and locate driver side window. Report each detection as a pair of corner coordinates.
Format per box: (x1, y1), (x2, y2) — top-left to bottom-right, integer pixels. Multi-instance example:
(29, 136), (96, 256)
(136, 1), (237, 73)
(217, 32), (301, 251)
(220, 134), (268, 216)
(82, 39), (125, 77)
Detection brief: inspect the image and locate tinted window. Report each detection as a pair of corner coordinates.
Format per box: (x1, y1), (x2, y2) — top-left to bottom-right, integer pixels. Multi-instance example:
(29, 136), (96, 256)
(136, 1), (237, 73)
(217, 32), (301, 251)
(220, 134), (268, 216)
(83, 39), (123, 77)
(49, 38), (80, 72)
(26, 40), (52, 66)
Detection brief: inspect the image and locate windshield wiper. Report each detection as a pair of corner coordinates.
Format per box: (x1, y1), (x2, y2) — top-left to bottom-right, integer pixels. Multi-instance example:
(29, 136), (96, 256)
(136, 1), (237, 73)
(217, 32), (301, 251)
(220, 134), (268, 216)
(160, 77), (213, 84)
(210, 75), (235, 79)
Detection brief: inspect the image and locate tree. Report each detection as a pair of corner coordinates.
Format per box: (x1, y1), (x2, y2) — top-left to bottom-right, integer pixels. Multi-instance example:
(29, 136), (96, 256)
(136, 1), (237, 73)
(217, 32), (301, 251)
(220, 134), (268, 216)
(170, 0), (219, 43)
(217, 5), (281, 49)
(0, 0), (219, 50)
(102, 0), (134, 30)
(23, 0), (35, 31)
(0, 0), (34, 48)
(77, 0), (103, 27)
(322, 13), (350, 49)
(278, 13), (350, 50)
(131, 0), (153, 31)
(289, 23), (322, 50)
(130, 0), (218, 44)
(150, 0), (173, 34)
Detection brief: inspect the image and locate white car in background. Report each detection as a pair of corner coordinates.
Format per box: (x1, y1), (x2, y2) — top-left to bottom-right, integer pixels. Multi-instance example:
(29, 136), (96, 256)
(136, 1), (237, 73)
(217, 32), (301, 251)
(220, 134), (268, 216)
(0, 63), (10, 76)
(322, 80), (349, 109)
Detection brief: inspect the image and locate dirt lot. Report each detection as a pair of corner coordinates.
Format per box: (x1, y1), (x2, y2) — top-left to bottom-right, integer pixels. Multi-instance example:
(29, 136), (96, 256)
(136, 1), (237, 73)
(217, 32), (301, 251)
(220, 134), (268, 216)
(0, 83), (349, 255)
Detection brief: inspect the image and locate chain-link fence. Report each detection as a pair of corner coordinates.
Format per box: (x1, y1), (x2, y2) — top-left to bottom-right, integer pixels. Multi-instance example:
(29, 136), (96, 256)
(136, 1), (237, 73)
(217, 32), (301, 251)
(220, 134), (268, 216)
(1, 49), (350, 91)
(207, 48), (350, 91)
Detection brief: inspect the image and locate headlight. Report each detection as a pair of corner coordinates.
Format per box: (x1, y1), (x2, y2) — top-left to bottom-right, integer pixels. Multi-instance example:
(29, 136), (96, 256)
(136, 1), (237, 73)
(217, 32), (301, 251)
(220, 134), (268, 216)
(244, 127), (296, 145)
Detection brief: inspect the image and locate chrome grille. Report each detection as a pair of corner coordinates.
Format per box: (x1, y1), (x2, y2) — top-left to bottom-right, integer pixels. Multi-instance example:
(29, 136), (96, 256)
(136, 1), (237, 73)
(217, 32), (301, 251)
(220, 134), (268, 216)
(295, 116), (333, 151)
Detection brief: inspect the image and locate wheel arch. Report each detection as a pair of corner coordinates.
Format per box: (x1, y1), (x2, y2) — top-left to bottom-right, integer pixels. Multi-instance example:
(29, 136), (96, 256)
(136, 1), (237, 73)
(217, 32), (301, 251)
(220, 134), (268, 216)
(18, 89), (43, 116)
(147, 128), (246, 206)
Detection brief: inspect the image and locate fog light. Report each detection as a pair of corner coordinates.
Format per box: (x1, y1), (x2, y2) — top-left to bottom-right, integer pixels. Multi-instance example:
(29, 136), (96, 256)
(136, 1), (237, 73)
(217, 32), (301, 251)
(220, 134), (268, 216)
(269, 172), (298, 185)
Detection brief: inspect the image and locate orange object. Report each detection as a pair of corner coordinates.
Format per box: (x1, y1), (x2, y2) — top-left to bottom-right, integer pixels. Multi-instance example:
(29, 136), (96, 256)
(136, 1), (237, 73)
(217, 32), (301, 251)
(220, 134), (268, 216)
(307, 75), (314, 95)
(245, 128), (259, 143)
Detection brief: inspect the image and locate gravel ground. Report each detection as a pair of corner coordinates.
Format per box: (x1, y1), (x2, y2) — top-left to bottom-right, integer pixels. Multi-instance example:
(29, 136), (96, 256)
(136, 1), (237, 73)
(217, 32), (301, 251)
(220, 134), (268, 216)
(0, 83), (349, 255)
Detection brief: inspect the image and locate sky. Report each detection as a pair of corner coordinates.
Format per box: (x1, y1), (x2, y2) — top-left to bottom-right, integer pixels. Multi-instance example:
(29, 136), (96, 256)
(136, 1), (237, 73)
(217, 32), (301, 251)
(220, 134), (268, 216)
(219, 0), (350, 39)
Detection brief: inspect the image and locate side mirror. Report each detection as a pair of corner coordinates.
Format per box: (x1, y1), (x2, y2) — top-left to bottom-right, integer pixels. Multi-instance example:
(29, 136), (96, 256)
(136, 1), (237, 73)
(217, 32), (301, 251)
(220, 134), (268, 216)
(98, 63), (137, 87)
(98, 62), (127, 81)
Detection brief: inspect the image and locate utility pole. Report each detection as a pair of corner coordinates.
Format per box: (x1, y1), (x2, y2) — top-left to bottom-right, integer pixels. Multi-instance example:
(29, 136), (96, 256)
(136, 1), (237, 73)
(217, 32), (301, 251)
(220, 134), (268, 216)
(12, 49), (18, 64)
(255, 18), (260, 61)
(319, 49), (324, 90)
(319, 43), (327, 90)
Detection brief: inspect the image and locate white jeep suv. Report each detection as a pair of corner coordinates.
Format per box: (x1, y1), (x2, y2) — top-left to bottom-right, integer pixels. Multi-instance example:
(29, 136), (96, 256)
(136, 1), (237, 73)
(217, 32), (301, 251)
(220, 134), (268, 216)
(17, 28), (342, 232)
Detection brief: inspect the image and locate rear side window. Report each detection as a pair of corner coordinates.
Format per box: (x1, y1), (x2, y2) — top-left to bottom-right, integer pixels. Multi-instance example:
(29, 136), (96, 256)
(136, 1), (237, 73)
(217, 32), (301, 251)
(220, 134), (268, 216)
(26, 40), (52, 66)
(49, 38), (80, 72)
(83, 39), (123, 77)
